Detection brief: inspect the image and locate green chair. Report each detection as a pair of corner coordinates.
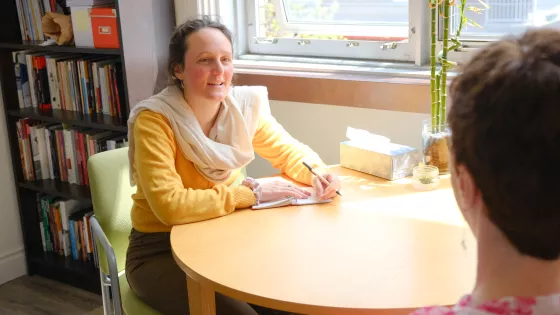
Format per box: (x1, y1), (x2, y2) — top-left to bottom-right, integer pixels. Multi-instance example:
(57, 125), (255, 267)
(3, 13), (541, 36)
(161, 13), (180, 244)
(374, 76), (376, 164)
(87, 147), (161, 315)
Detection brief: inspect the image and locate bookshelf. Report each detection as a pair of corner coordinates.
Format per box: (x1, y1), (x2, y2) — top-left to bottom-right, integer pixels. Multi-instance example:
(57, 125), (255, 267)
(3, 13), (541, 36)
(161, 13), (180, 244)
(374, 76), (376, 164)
(7, 108), (128, 132)
(0, 41), (122, 55)
(0, 0), (174, 294)
(0, 40), (122, 55)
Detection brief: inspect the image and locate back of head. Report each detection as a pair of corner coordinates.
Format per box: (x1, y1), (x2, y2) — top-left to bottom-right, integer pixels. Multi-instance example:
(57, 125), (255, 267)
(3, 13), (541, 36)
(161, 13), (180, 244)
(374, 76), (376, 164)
(448, 28), (560, 260)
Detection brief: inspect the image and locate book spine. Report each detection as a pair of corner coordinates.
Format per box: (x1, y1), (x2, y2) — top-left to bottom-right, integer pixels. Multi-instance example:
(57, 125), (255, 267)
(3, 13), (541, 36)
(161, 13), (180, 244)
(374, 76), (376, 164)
(41, 197), (52, 252)
(70, 219), (77, 260)
(36, 194), (46, 252)
(29, 125), (42, 180)
(44, 128), (54, 179)
(13, 52), (24, 109)
(35, 56), (52, 111)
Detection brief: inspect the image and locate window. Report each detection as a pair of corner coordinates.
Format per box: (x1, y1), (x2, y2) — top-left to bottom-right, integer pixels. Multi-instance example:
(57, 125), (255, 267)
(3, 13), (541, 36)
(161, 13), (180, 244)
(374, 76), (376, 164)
(247, 0), (419, 62)
(175, 0), (560, 67)
(259, 0), (408, 39)
(450, 0), (560, 40)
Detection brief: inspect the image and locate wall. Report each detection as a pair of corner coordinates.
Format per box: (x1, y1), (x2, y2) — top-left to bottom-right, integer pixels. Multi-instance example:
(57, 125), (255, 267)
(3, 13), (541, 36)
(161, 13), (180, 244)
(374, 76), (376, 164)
(119, 0), (174, 108)
(247, 100), (429, 178)
(0, 89), (26, 285)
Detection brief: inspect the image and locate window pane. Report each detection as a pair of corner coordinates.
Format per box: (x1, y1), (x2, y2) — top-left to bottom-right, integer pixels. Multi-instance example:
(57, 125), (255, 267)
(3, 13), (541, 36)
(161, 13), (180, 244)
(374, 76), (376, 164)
(283, 0), (408, 25)
(257, 0), (409, 41)
(452, 0), (560, 39)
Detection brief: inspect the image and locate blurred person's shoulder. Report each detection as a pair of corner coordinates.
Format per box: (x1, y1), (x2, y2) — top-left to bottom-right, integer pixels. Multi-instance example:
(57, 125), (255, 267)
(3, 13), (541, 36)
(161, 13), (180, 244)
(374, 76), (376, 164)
(410, 293), (560, 315)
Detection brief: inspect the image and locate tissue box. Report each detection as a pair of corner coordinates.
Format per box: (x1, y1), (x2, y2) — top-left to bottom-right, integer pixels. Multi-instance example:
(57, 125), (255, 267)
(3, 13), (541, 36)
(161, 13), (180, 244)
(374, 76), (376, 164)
(340, 141), (421, 180)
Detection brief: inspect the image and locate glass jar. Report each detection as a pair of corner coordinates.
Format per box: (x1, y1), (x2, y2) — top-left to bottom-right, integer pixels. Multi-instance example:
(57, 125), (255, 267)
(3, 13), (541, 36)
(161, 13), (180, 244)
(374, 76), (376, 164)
(422, 119), (451, 174)
(411, 165), (440, 191)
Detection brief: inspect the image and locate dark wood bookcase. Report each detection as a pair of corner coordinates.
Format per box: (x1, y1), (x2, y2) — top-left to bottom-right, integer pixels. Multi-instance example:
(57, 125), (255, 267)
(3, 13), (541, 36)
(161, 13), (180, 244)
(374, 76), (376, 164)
(0, 0), (174, 294)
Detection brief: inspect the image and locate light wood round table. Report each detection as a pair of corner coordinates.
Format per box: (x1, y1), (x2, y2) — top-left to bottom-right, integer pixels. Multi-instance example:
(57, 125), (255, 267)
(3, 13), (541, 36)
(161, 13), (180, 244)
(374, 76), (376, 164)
(171, 166), (477, 315)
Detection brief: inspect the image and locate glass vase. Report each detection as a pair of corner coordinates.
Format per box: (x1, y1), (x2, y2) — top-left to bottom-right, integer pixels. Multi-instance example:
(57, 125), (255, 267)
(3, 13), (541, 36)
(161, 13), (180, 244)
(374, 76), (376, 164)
(422, 120), (451, 174)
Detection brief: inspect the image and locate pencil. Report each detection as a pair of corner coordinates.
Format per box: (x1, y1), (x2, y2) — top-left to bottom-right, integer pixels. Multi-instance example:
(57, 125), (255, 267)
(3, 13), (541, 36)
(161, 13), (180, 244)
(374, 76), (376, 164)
(302, 161), (342, 196)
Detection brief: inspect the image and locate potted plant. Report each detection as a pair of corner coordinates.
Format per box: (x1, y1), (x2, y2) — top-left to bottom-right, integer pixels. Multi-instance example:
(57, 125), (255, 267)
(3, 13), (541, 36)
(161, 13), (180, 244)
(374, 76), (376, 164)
(423, 0), (488, 173)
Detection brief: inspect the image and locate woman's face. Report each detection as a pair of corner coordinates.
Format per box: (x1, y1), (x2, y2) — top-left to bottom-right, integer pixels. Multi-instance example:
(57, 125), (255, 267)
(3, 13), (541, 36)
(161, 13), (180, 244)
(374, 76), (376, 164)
(175, 27), (234, 103)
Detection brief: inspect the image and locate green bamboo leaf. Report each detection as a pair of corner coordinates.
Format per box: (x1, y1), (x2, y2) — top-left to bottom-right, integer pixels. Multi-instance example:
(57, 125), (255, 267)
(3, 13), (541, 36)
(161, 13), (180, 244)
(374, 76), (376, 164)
(442, 59), (457, 67)
(467, 19), (483, 28)
(477, 0), (490, 9)
(467, 6), (484, 14)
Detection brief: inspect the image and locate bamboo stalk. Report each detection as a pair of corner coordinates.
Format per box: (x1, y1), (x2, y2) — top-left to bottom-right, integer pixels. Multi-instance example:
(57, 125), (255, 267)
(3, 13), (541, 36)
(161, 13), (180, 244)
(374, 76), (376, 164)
(430, 0), (437, 129)
(456, 0), (467, 38)
(436, 71), (441, 128)
(440, 0), (451, 127)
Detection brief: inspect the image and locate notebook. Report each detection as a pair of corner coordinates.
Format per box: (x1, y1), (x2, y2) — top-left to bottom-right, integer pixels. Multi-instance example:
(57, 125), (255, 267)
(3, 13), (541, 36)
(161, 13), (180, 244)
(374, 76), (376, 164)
(251, 189), (332, 210)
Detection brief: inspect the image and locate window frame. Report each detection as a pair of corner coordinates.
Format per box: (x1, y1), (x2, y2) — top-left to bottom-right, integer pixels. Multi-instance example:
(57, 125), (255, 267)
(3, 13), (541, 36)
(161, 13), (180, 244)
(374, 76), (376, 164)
(443, 0), (557, 41)
(436, 1), (560, 65)
(175, 0), (559, 74)
(246, 0), (427, 63)
(174, 0), (496, 72)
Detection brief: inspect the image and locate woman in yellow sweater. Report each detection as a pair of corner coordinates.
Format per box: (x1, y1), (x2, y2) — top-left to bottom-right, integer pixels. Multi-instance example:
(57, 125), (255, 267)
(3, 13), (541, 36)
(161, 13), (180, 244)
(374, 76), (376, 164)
(125, 17), (340, 315)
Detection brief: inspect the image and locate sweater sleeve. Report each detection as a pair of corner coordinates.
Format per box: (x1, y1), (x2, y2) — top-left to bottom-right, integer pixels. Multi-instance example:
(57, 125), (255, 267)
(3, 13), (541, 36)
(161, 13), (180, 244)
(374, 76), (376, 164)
(252, 113), (329, 186)
(133, 111), (256, 226)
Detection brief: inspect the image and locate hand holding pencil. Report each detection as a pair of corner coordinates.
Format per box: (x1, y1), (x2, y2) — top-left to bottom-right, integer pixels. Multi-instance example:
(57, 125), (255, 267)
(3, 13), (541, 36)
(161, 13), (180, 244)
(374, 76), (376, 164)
(303, 161), (342, 200)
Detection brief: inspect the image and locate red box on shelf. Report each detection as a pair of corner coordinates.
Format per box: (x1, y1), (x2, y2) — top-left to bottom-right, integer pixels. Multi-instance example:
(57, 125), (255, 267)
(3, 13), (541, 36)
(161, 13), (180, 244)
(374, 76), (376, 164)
(89, 8), (120, 49)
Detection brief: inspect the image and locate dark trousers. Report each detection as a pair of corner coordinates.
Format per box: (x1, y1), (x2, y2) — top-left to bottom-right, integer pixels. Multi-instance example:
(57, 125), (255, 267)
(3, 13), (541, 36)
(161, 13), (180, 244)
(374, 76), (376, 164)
(125, 228), (258, 315)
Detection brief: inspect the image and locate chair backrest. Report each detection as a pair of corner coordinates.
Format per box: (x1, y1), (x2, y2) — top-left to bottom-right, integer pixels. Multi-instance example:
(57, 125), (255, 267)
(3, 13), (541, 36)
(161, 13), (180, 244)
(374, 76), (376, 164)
(88, 147), (135, 275)
(232, 166), (247, 186)
(88, 147), (249, 275)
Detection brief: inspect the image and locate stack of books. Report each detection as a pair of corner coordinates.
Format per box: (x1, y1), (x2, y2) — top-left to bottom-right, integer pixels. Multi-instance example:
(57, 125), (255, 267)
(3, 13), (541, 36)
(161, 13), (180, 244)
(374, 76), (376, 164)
(12, 51), (123, 116)
(36, 194), (99, 267)
(16, 119), (128, 183)
(14, 0), (67, 41)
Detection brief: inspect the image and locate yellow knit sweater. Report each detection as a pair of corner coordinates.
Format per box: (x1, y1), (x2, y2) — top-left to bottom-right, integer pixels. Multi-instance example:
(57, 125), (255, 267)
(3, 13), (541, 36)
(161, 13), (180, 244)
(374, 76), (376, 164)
(131, 110), (328, 232)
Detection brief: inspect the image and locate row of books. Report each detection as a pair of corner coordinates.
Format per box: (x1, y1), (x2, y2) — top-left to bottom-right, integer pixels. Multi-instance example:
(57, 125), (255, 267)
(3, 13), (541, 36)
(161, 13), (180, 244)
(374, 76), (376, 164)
(35, 193), (99, 266)
(12, 50), (124, 118)
(15, 0), (66, 41)
(16, 118), (128, 184)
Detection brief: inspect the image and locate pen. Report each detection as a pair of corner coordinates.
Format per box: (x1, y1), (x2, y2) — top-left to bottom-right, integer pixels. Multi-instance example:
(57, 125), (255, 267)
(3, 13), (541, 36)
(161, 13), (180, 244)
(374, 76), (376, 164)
(302, 161), (342, 196)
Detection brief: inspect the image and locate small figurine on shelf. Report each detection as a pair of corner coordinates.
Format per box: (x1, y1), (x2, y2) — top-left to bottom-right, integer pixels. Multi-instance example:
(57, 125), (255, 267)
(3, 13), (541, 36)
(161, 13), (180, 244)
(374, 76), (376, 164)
(42, 12), (74, 46)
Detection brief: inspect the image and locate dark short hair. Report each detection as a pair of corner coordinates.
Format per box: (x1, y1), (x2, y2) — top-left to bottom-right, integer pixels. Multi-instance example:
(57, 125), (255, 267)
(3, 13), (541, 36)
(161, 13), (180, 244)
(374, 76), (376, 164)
(167, 16), (233, 88)
(448, 28), (560, 260)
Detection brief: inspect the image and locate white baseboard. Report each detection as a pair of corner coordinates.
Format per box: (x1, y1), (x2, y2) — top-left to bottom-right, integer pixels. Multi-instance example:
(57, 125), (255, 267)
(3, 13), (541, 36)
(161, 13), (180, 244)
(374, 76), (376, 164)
(0, 248), (27, 285)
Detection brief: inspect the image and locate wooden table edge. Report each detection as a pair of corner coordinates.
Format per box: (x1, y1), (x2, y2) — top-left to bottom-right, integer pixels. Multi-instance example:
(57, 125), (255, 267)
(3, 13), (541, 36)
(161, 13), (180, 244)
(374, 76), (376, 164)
(171, 242), (416, 315)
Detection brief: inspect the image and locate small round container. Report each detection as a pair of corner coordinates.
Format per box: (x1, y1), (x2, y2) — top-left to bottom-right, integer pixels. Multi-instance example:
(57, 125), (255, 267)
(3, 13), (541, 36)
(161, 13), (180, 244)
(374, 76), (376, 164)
(411, 165), (440, 191)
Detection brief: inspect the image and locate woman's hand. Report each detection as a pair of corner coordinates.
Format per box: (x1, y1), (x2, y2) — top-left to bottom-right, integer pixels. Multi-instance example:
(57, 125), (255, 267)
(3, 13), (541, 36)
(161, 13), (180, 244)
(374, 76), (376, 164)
(260, 180), (311, 202)
(312, 173), (341, 200)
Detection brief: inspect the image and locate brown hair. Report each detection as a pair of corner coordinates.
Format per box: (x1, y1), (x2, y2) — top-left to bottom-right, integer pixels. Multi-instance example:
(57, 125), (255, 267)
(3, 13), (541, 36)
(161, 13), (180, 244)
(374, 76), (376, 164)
(448, 28), (560, 260)
(167, 16), (233, 88)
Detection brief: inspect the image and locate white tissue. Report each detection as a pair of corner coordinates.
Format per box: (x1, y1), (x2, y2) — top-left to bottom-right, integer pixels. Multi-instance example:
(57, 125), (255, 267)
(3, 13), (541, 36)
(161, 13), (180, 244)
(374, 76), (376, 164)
(39, 39), (57, 46)
(346, 127), (390, 150)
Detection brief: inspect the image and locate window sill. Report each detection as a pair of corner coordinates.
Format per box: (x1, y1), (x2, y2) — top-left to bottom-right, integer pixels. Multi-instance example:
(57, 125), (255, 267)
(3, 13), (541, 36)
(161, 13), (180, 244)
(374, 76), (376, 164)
(233, 55), (454, 114)
(234, 54), (449, 85)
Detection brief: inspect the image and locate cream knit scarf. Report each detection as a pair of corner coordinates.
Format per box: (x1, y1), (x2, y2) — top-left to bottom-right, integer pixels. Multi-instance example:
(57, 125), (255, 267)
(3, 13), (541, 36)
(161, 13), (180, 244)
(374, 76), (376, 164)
(127, 85), (269, 186)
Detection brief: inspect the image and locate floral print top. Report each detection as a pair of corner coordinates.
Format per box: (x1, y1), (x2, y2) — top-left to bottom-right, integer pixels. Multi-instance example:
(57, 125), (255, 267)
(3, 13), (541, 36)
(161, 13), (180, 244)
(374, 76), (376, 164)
(410, 294), (560, 315)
